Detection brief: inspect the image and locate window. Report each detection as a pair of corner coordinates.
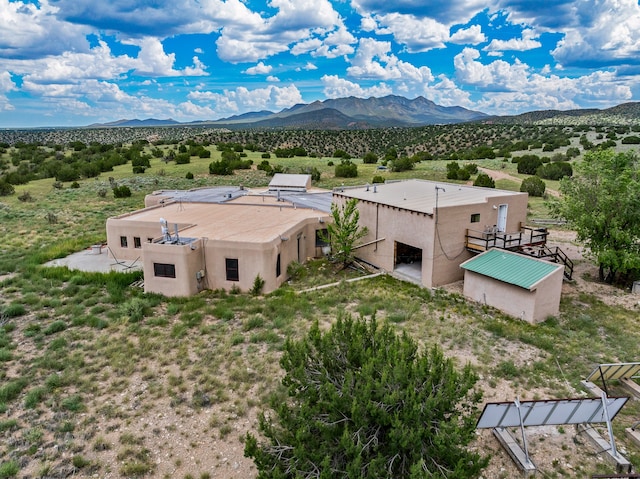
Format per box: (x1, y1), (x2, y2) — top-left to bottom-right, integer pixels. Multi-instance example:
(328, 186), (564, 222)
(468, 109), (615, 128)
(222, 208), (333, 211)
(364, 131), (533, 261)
(153, 263), (176, 278)
(134, 237), (142, 248)
(225, 258), (239, 281)
(315, 229), (329, 247)
(470, 213), (481, 223)
(276, 253), (281, 277)
(120, 236), (128, 248)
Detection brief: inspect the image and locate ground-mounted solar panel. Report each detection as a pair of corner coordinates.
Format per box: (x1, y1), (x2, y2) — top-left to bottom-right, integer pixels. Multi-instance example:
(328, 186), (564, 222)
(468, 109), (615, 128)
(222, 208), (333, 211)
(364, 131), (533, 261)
(476, 397), (628, 429)
(586, 362), (640, 383)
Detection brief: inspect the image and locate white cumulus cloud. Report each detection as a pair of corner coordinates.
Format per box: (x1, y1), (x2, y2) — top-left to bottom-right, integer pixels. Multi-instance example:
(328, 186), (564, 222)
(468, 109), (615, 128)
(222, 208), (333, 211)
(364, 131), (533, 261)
(449, 25), (487, 45)
(187, 84), (303, 116)
(321, 74), (392, 98)
(244, 62), (273, 75)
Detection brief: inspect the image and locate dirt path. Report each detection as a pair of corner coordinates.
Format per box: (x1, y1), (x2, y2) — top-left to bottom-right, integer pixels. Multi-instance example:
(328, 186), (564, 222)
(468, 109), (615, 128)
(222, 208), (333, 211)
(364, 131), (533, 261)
(478, 167), (560, 196)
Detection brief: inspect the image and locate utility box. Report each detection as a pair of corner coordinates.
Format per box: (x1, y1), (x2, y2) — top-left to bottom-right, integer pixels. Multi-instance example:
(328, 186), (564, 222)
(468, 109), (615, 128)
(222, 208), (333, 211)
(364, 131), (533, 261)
(632, 281), (640, 294)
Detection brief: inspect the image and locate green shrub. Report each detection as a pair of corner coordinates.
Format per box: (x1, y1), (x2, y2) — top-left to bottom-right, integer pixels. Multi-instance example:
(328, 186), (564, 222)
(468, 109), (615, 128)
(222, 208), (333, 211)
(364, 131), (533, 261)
(520, 176), (546, 197)
(0, 379), (27, 403)
(390, 156), (414, 172)
(208, 159), (234, 175)
(456, 168), (471, 180)
(371, 175), (385, 184)
(286, 261), (306, 281)
(250, 275), (265, 296)
(622, 135), (640, 144)
(0, 419), (18, 432)
(44, 320), (66, 335)
(0, 460), (19, 478)
(334, 160), (357, 178)
(473, 172), (495, 188)
(61, 394), (84, 412)
(120, 298), (148, 323)
(0, 180), (14, 196)
(536, 161), (573, 180)
(362, 152), (378, 164)
(516, 155), (543, 174)
(2, 303), (25, 318)
(113, 185), (132, 198)
(446, 161), (460, 179)
(72, 455), (91, 469)
(464, 163), (478, 174)
(24, 387), (47, 409)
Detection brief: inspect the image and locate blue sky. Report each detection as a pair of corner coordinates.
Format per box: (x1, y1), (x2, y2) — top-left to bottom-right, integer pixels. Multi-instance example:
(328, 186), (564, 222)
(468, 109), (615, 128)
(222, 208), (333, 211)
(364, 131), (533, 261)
(0, 0), (639, 127)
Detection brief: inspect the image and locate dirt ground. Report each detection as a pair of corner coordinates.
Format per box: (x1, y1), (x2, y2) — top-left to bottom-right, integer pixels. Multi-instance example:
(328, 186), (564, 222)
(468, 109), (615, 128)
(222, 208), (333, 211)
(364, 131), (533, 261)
(457, 228), (640, 478)
(13, 229), (640, 479)
(193, 228), (640, 479)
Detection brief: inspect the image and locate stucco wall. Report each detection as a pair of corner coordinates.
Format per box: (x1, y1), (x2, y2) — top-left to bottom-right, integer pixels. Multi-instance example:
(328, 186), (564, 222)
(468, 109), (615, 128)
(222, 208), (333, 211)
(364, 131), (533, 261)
(462, 266), (563, 323)
(528, 266), (564, 321)
(143, 239), (204, 297)
(346, 197), (435, 273)
(335, 189), (528, 288)
(137, 217), (325, 297)
(106, 215), (192, 262)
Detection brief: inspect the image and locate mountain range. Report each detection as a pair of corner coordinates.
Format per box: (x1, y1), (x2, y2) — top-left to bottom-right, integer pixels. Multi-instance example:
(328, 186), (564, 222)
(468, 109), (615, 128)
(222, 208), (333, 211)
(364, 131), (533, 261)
(89, 95), (487, 129)
(88, 95), (640, 130)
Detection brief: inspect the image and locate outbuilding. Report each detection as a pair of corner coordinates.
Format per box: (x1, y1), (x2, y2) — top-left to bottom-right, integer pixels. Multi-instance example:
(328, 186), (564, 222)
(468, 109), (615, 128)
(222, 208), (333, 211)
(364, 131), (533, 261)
(460, 248), (564, 323)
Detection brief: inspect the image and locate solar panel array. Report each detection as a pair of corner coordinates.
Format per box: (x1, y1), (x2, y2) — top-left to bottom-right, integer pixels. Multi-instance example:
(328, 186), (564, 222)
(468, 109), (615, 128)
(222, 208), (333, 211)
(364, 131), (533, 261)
(476, 397), (628, 429)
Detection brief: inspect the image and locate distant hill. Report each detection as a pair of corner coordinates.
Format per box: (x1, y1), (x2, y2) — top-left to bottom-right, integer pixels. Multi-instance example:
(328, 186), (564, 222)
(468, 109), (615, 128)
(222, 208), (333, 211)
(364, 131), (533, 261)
(485, 102), (640, 125)
(88, 95), (488, 129)
(86, 98), (640, 130)
(210, 95), (487, 128)
(87, 118), (179, 128)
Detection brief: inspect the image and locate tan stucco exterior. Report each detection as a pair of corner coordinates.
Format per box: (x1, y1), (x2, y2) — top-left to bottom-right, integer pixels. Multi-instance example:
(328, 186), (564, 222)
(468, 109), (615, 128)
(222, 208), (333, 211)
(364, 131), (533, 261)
(106, 196), (330, 297)
(334, 179), (529, 288)
(461, 264), (564, 323)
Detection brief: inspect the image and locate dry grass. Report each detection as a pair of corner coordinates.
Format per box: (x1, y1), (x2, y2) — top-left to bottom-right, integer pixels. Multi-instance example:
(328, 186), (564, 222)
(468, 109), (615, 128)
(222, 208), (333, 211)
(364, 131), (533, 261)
(0, 154), (639, 478)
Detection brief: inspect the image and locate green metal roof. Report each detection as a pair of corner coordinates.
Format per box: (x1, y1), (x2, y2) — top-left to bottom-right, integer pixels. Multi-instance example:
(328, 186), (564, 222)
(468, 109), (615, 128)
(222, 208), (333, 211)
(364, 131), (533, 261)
(460, 249), (562, 290)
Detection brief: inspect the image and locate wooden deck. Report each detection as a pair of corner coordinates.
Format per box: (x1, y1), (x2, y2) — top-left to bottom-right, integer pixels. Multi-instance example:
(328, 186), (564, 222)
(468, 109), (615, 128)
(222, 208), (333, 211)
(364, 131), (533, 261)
(466, 224), (574, 279)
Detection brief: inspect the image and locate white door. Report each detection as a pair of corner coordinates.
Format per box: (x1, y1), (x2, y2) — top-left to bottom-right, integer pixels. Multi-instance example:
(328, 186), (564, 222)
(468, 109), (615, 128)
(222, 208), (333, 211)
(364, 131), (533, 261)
(497, 204), (508, 232)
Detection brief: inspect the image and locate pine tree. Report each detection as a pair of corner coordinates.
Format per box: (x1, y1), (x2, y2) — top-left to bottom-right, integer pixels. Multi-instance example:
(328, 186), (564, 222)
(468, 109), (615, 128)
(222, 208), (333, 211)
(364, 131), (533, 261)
(245, 314), (488, 479)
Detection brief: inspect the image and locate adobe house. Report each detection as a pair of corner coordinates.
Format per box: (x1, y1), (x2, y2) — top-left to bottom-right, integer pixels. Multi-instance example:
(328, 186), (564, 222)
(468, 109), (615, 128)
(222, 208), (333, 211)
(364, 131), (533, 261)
(332, 179), (531, 288)
(106, 186), (332, 297)
(460, 249), (564, 323)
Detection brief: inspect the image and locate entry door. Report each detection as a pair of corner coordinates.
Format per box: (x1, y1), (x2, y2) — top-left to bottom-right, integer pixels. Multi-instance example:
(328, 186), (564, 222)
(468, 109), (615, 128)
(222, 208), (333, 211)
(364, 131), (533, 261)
(497, 204), (508, 232)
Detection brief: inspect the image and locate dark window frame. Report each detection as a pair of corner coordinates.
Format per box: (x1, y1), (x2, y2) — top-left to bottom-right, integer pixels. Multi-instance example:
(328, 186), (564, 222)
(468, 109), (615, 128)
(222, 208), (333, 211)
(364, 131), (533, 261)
(315, 228), (329, 247)
(153, 263), (176, 278)
(470, 213), (481, 223)
(120, 236), (128, 248)
(134, 237), (142, 248)
(225, 258), (239, 282)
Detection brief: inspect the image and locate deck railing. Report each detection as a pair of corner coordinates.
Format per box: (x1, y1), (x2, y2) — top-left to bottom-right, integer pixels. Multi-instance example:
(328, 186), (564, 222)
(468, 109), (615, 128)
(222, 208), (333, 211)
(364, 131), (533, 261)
(465, 225), (573, 279)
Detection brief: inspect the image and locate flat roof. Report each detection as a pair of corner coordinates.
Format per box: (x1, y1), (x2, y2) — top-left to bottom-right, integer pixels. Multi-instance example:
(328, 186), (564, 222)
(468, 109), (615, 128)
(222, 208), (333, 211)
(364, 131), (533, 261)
(460, 249), (563, 290)
(111, 201), (330, 243)
(334, 179), (524, 215)
(269, 173), (311, 189)
(146, 186), (333, 213)
(147, 186), (244, 203)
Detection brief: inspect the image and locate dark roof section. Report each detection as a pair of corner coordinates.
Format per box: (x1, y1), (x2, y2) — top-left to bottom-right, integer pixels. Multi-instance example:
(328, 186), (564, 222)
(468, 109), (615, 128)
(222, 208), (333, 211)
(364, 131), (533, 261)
(147, 186), (333, 213)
